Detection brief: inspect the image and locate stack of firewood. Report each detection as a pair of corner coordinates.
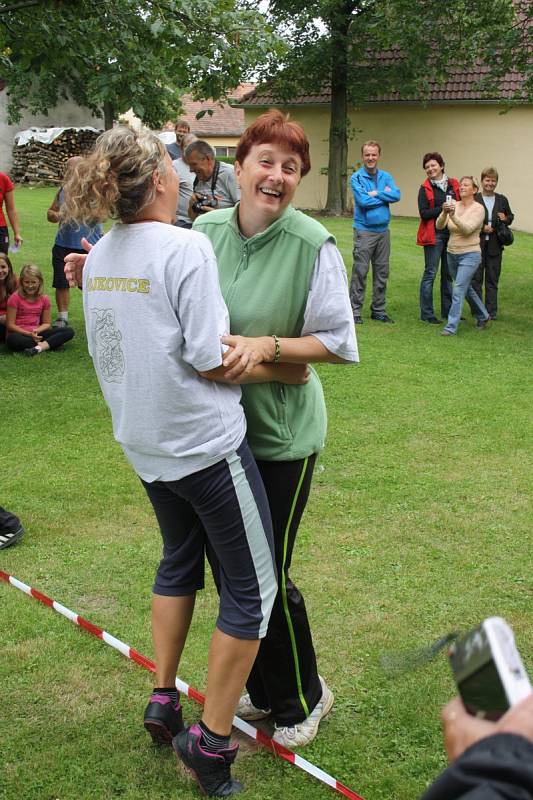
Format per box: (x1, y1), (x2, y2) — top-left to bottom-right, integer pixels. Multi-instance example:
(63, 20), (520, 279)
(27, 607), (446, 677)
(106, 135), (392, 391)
(11, 128), (101, 184)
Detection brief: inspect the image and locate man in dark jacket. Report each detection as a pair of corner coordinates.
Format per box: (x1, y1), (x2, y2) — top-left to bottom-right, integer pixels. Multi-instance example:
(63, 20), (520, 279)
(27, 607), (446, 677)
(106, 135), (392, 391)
(471, 167), (514, 320)
(421, 693), (533, 799)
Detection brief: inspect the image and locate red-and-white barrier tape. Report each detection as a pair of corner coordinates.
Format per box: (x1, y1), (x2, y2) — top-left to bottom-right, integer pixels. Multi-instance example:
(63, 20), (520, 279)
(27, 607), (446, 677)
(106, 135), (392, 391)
(1, 570), (364, 800)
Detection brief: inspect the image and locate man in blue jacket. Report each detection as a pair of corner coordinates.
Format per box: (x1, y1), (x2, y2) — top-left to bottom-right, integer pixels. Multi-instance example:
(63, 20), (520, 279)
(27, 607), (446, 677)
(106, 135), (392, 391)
(350, 141), (401, 323)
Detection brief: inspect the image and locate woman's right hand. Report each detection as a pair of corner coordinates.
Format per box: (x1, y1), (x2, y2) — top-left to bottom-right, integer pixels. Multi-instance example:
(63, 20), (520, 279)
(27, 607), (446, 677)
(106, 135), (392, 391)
(276, 364), (311, 385)
(64, 238), (92, 287)
(442, 201), (455, 214)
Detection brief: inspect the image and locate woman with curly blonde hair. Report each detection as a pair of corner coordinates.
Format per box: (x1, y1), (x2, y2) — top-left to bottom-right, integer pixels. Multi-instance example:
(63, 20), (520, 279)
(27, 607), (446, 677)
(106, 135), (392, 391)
(62, 126), (290, 797)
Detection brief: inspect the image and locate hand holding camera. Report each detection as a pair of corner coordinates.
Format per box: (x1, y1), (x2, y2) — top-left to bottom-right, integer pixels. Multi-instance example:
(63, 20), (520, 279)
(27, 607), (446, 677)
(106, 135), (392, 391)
(448, 617), (531, 721)
(191, 192), (219, 215)
(443, 195), (455, 214)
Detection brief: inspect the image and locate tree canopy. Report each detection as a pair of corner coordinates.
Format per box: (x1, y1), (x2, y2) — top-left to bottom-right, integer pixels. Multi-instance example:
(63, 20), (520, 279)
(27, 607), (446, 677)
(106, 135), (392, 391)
(0, 0), (282, 129)
(260, 0), (532, 212)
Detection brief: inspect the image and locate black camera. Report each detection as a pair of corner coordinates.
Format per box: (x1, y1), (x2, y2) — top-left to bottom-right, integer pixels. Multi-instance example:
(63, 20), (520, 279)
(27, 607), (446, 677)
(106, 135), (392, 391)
(449, 617), (531, 720)
(191, 194), (218, 214)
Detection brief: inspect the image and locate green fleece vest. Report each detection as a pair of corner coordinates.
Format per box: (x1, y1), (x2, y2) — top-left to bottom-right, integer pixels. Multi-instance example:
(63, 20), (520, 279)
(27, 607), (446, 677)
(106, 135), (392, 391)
(194, 204), (333, 460)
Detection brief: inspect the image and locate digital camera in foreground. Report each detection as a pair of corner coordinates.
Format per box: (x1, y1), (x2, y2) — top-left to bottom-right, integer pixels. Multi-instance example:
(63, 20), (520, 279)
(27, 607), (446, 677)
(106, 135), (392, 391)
(449, 617), (532, 720)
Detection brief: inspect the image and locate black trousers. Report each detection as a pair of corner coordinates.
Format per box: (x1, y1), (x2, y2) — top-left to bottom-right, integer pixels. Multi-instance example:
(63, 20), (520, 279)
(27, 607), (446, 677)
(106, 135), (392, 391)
(245, 455), (322, 725)
(471, 239), (503, 317)
(207, 454), (322, 724)
(6, 326), (74, 352)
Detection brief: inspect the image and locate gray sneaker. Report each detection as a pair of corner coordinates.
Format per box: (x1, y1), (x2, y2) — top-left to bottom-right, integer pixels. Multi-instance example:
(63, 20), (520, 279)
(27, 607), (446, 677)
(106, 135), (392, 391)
(272, 676), (334, 748)
(235, 693), (271, 721)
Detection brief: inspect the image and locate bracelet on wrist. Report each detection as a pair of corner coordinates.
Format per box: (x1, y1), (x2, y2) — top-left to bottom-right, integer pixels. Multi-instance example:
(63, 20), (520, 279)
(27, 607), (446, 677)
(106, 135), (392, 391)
(271, 334), (280, 364)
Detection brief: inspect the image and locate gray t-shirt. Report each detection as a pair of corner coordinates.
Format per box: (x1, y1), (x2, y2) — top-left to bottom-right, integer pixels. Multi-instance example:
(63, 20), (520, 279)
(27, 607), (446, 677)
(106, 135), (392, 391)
(172, 157), (194, 225)
(83, 222), (246, 482)
(194, 160), (240, 210)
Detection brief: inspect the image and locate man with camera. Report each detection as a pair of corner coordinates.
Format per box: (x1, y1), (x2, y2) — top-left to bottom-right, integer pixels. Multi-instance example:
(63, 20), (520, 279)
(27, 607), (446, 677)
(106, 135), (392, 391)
(184, 140), (240, 221)
(421, 692), (533, 799)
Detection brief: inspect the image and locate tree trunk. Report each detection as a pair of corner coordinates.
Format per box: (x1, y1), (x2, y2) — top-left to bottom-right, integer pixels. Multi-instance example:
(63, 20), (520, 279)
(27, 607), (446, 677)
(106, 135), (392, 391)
(324, 4), (350, 214)
(103, 101), (114, 130)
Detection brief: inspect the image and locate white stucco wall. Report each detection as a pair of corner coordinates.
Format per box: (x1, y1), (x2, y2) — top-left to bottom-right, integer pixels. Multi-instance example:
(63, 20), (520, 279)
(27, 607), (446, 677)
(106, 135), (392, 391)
(0, 90), (103, 173)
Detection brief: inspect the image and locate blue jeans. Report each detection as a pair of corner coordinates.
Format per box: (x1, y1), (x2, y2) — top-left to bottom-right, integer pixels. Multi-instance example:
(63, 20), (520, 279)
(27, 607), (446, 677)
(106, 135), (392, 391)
(444, 251), (489, 334)
(419, 233), (453, 320)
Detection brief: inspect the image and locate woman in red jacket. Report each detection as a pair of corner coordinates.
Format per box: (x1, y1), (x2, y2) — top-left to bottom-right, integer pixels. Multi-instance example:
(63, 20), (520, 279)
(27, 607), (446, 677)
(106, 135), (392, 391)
(417, 153), (460, 324)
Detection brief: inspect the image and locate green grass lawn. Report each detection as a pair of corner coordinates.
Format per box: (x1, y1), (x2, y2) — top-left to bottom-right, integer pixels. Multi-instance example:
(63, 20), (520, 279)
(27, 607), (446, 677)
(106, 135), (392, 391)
(1, 187), (532, 800)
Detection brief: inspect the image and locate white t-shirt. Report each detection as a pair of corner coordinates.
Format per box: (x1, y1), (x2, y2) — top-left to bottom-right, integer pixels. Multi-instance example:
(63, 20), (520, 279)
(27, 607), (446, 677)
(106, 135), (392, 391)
(302, 240), (359, 363)
(83, 222), (246, 482)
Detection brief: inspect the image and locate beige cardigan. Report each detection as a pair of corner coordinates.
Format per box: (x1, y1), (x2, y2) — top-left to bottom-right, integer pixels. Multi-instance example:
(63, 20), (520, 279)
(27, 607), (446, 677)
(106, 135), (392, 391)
(436, 201), (485, 254)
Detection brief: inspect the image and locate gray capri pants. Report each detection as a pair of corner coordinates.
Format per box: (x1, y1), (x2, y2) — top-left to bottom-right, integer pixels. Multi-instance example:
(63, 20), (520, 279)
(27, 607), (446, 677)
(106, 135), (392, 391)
(141, 438), (277, 640)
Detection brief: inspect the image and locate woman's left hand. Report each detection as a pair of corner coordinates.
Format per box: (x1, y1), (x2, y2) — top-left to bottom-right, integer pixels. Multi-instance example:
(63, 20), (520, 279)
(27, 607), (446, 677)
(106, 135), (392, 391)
(221, 334), (274, 379)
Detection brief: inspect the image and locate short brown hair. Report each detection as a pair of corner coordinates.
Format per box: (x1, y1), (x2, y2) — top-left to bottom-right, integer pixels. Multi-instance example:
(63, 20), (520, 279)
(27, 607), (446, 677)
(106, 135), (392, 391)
(422, 152), (444, 170)
(481, 166), (498, 181)
(236, 109), (311, 177)
(361, 140), (381, 155)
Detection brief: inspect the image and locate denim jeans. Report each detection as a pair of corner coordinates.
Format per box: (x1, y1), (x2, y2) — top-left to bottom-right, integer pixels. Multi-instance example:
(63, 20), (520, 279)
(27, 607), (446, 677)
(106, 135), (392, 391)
(444, 251), (489, 334)
(419, 232), (453, 319)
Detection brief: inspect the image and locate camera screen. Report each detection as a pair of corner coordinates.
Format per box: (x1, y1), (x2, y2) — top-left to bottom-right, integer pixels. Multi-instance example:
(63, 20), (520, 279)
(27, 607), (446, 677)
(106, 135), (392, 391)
(459, 659), (509, 719)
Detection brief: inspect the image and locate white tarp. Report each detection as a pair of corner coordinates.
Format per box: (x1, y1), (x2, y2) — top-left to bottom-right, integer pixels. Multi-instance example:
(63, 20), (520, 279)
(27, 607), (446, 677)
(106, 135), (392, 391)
(14, 126), (101, 146)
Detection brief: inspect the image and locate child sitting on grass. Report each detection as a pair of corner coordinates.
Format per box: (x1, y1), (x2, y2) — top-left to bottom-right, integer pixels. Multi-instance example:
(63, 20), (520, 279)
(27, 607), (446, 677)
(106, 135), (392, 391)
(0, 252), (18, 343)
(5, 263), (75, 356)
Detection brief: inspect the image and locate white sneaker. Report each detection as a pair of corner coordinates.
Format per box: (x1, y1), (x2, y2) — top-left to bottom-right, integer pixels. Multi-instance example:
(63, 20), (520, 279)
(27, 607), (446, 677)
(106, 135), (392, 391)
(235, 693), (271, 721)
(272, 676), (334, 749)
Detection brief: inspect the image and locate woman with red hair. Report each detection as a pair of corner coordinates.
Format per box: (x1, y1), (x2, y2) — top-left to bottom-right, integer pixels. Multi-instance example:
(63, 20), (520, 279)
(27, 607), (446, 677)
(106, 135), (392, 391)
(195, 109), (359, 749)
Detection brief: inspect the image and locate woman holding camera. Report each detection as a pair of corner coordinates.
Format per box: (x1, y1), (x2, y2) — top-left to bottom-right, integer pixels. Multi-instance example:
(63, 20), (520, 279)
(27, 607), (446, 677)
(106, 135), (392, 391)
(470, 167), (514, 320)
(436, 176), (489, 336)
(417, 152), (461, 323)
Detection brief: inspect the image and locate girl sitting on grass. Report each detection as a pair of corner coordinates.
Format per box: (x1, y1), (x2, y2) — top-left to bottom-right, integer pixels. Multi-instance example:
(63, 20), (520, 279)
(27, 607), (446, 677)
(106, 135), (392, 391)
(0, 252), (18, 343)
(5, 263), (75, 356)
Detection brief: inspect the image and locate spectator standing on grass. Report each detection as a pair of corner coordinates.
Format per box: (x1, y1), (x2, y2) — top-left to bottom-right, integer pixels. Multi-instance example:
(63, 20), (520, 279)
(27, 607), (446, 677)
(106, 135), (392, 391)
(172, 133), (196, 230)
(184, 140), (240, 222)
(0, 172), (22, 253)
(6, 263), (74, 356)
(436, 176), (489, 336)
(166, 118), (191, 160)
(47, 157), (103, 328)
(417, 152), (461, 324)
(470, 167), (514, 320)
(349, 140), (400, 324)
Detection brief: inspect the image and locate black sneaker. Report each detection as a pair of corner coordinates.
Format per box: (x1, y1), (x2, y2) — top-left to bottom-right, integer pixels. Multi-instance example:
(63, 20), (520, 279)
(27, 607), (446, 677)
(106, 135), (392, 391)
(423, 316), (442, 325)
(173, 723), (242, 797)
(476, 318), (490, 330)
(0, 524), (24, 549)
(23, 347), (40, 357)
(353, 315), (363, 325)
(143, 693), (184, 745)
(371, 312), (395, 323)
